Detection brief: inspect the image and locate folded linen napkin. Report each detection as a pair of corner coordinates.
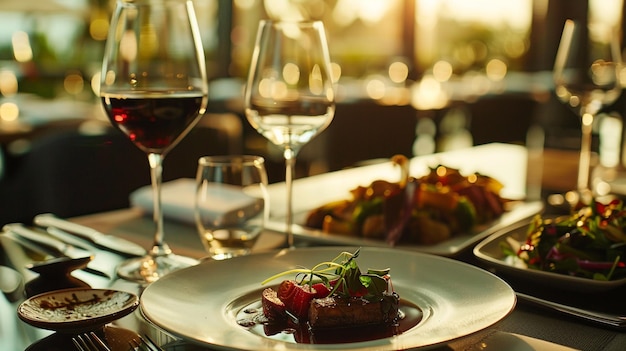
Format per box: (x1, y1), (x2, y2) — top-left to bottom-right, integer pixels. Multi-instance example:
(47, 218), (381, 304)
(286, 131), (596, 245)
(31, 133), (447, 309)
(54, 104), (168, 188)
(130, 178), (262, 226)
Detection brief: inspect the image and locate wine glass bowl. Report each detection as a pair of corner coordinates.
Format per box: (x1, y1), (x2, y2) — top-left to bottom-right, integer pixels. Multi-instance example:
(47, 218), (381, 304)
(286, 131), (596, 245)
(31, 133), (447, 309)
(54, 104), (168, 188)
(552, 19), (622, 203)
(102, 92), (207, 155)
(100, 0), (208, 283)
(244, 20), (335, 248)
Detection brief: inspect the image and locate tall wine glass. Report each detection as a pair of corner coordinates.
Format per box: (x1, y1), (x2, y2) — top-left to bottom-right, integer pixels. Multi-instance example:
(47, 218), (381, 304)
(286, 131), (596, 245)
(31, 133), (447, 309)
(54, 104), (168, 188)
(244, 20), (335, 248)
(553, 19), (622, 204)
(100, 0), (208, 283)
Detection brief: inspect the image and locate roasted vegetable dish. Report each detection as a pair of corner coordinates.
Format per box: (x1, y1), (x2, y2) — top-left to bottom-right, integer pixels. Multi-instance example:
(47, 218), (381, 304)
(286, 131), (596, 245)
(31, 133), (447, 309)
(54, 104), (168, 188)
(305, 155), (508, 245)
(503, 199), (626, 281)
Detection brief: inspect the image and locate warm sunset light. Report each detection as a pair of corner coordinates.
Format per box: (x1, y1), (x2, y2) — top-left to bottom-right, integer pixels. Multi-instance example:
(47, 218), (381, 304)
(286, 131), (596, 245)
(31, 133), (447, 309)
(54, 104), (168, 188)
(0, 2), (622, 346)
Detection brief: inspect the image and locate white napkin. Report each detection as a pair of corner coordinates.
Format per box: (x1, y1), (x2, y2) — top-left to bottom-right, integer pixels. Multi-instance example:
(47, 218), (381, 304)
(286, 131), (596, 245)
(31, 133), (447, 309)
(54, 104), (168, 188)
(130, 178), (262, 226)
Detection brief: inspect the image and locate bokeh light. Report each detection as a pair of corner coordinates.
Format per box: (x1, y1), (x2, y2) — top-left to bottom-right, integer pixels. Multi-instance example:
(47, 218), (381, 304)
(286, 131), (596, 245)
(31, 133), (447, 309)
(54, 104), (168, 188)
(282, 63), (300, 85)
(0, 102), (19, 122)
(12, 31), (33, 62)
(0, 70), (18, 97)
(388, 61), (409, 84)
(432, 61), (453, 82)
(485, 59), (507, 81)
(91, 72), (101, 96)
(411, 75), (449, 110)
(365, 76), (386, 100)
(64, 72), (85, 96)
(330, 62), (342, 83)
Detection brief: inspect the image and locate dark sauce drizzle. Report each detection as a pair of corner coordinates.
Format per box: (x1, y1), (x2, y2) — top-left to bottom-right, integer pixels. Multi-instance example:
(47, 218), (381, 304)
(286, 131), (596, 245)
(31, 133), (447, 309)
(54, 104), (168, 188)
(237, 299), (423, 344)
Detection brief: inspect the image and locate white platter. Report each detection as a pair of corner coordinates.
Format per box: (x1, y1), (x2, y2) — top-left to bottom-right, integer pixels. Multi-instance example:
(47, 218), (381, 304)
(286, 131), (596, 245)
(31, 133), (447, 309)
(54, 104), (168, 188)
(267, 201), (543, 257)
(473, 221), (626, 293)
(140, 246), (516, 350)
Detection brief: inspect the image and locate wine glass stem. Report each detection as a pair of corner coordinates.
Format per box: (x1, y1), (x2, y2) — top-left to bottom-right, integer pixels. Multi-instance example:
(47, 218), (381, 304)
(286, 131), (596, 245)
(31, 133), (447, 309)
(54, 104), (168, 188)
(148, 152), (172, 257)
(284, 149), (296, 249)
(578, 112), (594, 195)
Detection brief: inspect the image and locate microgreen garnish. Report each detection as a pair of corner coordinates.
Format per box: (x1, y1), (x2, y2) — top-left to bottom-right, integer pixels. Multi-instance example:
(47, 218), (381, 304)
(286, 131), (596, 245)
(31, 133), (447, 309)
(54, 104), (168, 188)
(262, 248), (392, 301)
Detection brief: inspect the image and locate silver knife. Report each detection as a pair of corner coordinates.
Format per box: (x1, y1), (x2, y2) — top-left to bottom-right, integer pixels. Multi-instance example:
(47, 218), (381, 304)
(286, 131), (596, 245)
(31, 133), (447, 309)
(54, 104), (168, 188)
(3, 223), (111, 279)
(517, 292), (626, 329)
(45, 226), (124, 279)
(33, 213), (146, 257)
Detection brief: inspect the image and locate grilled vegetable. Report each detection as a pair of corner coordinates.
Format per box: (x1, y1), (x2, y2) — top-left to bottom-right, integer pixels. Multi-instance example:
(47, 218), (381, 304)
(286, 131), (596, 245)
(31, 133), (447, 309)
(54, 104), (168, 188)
(305, 156), (507, 245)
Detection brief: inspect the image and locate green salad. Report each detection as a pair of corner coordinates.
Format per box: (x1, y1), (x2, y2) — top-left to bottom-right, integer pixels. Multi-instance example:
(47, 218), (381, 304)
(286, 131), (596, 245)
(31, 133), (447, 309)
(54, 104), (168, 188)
(503, 198), (626, 281)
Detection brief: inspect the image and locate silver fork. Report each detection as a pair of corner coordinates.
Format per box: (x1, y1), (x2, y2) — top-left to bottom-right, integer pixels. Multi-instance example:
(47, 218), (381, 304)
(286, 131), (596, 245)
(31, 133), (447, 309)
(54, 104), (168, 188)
(72, 332), (111, 351)
(129, 334), (165, 351)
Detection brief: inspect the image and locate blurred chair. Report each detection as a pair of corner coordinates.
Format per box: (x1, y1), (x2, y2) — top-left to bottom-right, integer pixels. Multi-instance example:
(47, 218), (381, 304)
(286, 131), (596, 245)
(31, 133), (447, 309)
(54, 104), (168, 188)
(467, 93), (539, 146)
(298, 101), (418, 174)
(0, 114), (239, 226)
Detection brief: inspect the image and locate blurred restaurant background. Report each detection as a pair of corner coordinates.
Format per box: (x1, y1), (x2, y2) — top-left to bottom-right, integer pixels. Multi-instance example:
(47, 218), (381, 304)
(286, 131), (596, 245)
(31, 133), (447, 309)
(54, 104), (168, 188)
(0, 0), (624, 225)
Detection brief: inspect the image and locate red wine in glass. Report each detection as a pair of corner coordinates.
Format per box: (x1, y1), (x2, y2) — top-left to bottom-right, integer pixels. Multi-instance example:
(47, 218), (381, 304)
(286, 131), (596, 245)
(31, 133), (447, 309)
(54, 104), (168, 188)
(100, 0), (208, 283)
(102, 92), (204, 154)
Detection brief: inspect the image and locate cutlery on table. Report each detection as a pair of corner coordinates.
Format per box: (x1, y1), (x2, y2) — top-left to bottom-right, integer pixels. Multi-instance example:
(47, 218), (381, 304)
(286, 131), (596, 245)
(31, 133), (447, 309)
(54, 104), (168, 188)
(73, 332), (110, 351)
(3, 223), (113, 279)
(517, 292), (626, 329)
(73, 331), (164, 351)
(34, 213), (146, 258)
(129, 334), (165, 351)
(45, 226), (125, 275)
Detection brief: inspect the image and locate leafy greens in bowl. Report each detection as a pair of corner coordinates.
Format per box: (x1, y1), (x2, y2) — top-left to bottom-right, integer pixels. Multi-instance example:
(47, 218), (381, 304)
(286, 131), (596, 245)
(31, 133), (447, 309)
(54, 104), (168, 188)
(474, 198), (626, 292)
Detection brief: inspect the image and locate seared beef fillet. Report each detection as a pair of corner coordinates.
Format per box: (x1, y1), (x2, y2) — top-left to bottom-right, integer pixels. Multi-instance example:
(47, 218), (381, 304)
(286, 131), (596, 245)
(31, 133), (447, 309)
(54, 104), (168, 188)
(308, 294), (399, 329)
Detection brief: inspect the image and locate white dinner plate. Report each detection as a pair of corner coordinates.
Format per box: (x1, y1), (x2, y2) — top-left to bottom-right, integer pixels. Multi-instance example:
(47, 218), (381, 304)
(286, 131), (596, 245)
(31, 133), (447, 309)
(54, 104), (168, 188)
(474, 221), (626, 293)
(140, 246), (516, 350)
(267, 201), (543, 257)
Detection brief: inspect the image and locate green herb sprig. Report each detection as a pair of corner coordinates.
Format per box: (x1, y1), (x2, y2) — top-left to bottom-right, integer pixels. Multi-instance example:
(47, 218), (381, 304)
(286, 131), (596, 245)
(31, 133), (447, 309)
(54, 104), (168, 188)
(262, 248), (392, 301)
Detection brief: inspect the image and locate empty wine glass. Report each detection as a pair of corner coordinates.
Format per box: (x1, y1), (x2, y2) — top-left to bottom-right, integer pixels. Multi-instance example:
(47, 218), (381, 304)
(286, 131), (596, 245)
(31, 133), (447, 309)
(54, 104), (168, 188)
(100, 0), (208, 283)
(243, 20), (335, 248)
(553, 19), (622, 204)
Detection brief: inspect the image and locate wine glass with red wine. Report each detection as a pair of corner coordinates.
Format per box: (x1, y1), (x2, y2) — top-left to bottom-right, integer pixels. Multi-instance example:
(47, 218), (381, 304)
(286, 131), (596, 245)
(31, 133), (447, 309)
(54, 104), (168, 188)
(553, 19), (622, 205)
(100, 0), (208, 283)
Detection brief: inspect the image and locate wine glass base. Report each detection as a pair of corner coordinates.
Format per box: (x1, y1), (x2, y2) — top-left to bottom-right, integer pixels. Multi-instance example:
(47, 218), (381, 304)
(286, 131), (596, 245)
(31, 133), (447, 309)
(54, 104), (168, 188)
(116, 254), (199, 284)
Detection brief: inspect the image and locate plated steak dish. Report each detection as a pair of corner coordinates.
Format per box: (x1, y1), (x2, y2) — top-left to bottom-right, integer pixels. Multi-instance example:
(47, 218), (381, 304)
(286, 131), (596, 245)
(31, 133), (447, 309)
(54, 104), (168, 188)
(237, 249), (422, 344)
